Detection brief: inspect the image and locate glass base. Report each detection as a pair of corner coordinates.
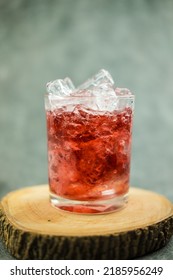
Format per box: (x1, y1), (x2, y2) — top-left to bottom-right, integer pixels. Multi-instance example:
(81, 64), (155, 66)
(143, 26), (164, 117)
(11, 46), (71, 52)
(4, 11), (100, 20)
(50, 192), (128, 214)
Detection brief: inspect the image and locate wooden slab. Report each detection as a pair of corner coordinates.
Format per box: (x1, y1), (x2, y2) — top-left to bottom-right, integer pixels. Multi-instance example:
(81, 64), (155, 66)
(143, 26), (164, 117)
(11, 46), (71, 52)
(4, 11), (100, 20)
(0, 185), (173, 259)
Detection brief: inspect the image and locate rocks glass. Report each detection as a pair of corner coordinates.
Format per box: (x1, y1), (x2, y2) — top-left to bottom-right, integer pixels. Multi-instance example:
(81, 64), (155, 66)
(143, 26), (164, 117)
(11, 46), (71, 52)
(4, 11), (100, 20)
(45, 70), (134, 214)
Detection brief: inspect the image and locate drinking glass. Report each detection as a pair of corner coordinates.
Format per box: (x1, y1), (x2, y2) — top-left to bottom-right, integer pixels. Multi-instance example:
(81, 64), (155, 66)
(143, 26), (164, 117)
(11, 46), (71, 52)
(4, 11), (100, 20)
(45, 91), (134, 214)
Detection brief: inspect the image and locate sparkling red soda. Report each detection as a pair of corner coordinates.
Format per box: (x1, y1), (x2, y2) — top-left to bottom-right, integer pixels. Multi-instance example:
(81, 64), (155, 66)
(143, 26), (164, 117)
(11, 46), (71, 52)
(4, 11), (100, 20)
(46, 105), (133, 202)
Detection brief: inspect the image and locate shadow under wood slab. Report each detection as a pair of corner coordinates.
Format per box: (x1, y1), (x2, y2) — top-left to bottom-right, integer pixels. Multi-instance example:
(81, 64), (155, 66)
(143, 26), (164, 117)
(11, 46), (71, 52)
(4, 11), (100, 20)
(0, 185), (173, 259)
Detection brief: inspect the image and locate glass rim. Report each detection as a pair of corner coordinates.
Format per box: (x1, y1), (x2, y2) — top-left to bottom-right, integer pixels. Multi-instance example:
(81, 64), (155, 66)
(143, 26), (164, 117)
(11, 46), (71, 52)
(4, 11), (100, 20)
(44, 93), (135, 100)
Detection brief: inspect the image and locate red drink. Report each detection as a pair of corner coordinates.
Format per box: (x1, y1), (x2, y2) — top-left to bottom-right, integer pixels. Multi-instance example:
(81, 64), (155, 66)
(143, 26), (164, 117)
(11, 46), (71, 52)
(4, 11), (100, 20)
(46, 104), (133, 213)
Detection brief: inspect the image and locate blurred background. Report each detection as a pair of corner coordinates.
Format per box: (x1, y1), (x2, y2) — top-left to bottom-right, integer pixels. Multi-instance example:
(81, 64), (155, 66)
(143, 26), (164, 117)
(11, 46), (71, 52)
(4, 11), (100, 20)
(0, 0), (173, 259)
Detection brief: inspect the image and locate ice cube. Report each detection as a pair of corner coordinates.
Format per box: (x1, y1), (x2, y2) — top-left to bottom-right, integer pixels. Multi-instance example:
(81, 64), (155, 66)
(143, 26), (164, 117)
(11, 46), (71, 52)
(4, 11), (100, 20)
(70, 89), (93, 97)
(70, 70), (117, 111)
(78, 69), (114, 90)
(115, 88), (132, 96)
(88, 83), (117, 111)
(46, 77), (75, 96)
(114, 88), (134, 111)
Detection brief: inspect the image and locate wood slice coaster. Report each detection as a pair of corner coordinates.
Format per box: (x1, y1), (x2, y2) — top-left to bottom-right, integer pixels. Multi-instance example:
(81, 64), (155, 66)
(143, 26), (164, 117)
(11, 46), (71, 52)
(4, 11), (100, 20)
(0, 185), (173, 260)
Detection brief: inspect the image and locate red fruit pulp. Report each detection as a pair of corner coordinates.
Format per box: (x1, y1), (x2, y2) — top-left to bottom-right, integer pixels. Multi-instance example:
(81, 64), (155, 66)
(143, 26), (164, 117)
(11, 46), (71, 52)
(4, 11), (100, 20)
(46, 106), (133, 201)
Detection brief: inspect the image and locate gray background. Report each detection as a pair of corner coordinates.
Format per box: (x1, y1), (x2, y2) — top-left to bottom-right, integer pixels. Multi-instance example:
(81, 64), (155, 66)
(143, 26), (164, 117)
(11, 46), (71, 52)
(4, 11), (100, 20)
(0, 0), (173, 259)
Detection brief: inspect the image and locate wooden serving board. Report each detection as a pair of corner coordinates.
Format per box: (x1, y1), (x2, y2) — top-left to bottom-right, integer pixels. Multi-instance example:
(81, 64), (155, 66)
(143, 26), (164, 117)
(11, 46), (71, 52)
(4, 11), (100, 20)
(0, 185), (173, 260)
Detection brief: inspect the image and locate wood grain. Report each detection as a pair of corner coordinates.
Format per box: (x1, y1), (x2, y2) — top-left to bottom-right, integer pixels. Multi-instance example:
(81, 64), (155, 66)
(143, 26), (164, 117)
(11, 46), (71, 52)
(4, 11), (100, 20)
(0, 185), (173, 259)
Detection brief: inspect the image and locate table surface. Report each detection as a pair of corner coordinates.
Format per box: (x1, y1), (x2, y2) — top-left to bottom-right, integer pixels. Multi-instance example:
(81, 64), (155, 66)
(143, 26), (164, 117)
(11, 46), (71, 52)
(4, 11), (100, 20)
(0, 0), (173, 259)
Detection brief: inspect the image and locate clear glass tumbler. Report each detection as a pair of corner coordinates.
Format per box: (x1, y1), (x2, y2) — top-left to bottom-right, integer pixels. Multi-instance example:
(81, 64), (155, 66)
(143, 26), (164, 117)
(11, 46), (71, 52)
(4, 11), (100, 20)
(45, 91), (134, 214)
